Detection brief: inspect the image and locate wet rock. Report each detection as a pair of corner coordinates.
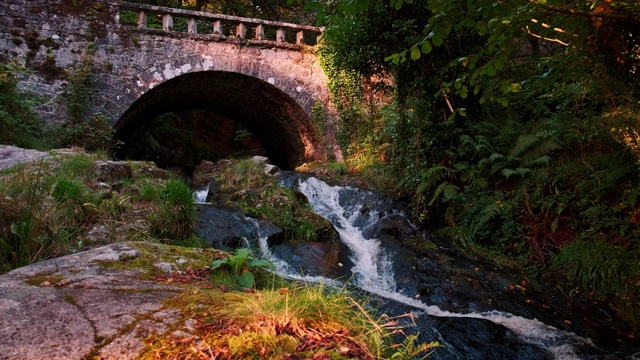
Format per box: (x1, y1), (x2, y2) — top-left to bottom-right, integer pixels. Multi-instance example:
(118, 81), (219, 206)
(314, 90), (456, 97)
(271, 240), (349, 278)
(94, 160), (132, 183)
(362, 213), (418, 240)
(205, 178), (220, 202)
(195, 204), (281, 250)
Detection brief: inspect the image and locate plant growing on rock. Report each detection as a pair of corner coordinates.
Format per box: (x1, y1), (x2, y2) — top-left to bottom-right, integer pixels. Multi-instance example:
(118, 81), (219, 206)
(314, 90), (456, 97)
(210, 248), (275, 288)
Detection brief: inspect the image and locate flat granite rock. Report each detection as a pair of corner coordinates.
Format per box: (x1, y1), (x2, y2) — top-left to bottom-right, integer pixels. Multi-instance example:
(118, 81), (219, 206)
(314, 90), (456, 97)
(0, 242), (201, 360)
(0, 145), (50, 171)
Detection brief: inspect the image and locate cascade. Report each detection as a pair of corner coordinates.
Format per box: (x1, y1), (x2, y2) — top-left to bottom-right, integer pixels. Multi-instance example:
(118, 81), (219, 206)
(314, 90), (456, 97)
(198, 172), (637, 359)
(289, 175), (595, 360)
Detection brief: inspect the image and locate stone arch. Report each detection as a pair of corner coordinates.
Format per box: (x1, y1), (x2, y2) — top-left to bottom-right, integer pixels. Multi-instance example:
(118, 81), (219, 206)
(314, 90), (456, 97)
(114, 70), (323, 169)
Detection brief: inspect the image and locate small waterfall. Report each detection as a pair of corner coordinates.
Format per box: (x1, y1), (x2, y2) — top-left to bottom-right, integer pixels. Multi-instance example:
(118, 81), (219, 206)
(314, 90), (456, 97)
(193, 186), (209, 204)
(297, 177), (396, 291)
(245, 217), (341, 286)
(291, 175), (593, 360)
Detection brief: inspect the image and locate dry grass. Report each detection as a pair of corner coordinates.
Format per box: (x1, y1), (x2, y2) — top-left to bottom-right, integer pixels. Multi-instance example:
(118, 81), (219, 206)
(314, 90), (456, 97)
(138, 280), (439, 360)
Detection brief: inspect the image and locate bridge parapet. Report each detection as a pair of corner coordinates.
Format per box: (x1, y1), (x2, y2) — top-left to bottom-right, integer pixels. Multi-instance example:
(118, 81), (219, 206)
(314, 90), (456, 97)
(110, 1), (323, 48)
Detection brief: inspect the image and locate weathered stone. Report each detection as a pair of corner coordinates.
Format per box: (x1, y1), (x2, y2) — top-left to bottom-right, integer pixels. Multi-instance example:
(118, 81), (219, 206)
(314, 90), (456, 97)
(264, 164), (280, 175)
(0, 242), (207, 360)
(0, 0), (344, 167)
(0, 145), (50, 171)
(94, 160), (133, 183)
(251, 155), (270, 164)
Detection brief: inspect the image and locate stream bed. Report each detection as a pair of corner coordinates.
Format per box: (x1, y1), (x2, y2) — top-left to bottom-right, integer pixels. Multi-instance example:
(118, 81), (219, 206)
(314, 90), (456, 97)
(196, 171), (640, 359)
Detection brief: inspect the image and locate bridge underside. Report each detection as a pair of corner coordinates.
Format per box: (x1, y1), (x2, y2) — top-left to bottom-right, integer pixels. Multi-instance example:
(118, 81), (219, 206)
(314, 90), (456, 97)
(114, 71), (321, 170)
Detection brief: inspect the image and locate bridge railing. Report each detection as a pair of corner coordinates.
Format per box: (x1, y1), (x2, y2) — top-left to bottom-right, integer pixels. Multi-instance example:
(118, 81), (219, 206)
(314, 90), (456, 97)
(109, 1), (323, 47)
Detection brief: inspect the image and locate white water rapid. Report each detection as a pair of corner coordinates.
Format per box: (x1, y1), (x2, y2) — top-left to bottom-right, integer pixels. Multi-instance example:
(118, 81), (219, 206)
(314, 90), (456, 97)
(290, 176), (594, 360)
(193, 186), (209, 204)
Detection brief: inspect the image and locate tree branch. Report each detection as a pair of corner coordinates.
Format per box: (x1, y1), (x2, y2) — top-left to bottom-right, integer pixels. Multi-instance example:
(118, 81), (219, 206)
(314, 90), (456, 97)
(528, 0), (640, 24)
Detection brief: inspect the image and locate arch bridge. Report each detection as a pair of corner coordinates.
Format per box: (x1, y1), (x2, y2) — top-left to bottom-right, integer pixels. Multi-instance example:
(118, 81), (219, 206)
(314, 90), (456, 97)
(0, 0), (339, 169)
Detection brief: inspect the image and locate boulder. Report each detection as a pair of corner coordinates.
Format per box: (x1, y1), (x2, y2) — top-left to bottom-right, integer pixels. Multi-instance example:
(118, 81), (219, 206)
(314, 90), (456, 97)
(94, 161), (132, 183)
(0, 242), (200, 360)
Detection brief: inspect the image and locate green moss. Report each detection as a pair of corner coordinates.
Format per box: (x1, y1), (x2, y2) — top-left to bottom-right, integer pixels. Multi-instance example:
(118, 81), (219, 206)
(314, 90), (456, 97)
(228, 332), (298, 359)
(94, 242), (222, 279)
(404, 237), (437, 255)
(24, 273), (66, 286)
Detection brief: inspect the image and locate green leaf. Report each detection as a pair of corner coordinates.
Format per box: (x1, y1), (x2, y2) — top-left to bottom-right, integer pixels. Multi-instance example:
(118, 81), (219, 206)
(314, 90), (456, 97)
(237, 271), (255, 288)
(247, 258), (276, 270)
(486, 65), (496, 76)
(421, 40), (433, 54)
(410, 45), (421, 60)
(210, 259), (228, 270)
(501, 98), (509, 107)
(432, 33), (444, 46)
(235, 248), (249, 260)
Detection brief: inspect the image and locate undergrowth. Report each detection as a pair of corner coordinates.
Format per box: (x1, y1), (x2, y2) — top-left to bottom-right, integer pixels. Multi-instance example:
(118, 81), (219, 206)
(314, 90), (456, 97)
(0, 153), (201, 273)
(141, 279), (440, 359)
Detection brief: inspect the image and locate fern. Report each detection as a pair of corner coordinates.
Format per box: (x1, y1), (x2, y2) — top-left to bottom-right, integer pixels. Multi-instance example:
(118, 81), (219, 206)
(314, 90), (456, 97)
(509, 134), (540, 157)
(417, 165), (455, 193)
(471, 202), (503, 235)
(390, 334), (440, 359)
(429, 182), (459, 205)
(519, 140), (560, 163)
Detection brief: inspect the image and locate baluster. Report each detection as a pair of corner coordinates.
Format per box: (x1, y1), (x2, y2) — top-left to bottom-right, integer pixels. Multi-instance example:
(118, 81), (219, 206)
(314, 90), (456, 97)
(255, 24), (264, 40)
(188, 17), (197, 34)
(276, 28), (285, 42)
(213, 20), (222, 35)
(162, 14), (173, 31)
(296, 31), (304, 45)
(236, 23), (247, 39)
(137, 10), (147, 29)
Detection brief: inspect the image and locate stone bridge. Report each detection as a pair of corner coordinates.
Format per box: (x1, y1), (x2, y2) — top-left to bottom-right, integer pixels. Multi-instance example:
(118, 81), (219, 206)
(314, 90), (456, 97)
(0, 0), (339, 169)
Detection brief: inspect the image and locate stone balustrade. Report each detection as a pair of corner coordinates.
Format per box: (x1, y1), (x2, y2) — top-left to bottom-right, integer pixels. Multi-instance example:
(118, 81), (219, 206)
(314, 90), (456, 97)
(110, 1), (323, 46)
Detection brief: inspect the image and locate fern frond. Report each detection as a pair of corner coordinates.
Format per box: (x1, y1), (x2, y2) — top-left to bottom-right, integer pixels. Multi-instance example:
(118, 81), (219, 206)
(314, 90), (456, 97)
(509, 134), (540, 157)
(602, 163), (635, 189)
(438, 226), (474, 247)
(519, 140), (560, 163)
(523, 155), (551, 167)
(429, 182), (458, 205)
(502, 168), (516, 179)
(489, 153), (505, 162)
(443, 183), (460, 201)
(417, 165), (455, 193)
(472, 202), (502, 233)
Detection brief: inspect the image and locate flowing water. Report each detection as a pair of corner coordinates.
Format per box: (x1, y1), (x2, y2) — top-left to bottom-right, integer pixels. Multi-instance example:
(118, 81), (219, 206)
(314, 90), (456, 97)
(196, 173), (638, 359)
(280, 176), (606, 359)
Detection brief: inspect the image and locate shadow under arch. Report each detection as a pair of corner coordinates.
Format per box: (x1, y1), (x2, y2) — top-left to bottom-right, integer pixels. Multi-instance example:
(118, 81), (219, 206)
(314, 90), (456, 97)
(114, 70), (323, 170)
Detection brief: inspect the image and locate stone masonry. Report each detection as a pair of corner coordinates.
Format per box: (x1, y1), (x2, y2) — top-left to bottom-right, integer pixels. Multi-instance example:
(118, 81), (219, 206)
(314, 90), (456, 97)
(0, 0), (340, 167)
